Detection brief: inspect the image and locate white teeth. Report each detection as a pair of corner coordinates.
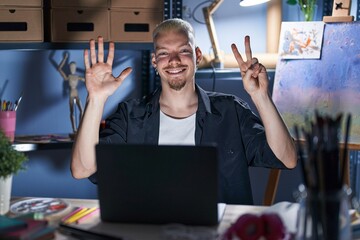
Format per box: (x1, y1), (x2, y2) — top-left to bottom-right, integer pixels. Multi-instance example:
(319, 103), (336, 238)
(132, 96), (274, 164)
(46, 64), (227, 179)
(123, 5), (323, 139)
(167, 69), (182, 74)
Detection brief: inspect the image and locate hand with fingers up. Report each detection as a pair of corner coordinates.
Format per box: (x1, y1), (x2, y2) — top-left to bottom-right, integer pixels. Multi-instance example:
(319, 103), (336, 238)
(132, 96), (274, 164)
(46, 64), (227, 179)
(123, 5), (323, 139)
(84, 36), (132, 102)
(70, 36), (133, 179)
(231, 36), (297, 170)
(231, 36), (269, 98)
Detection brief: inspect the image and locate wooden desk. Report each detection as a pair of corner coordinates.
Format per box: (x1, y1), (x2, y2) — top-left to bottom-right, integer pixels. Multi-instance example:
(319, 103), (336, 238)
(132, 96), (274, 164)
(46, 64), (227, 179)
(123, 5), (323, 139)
(9, 198), (359, 239)
(55, 198), (267, 240)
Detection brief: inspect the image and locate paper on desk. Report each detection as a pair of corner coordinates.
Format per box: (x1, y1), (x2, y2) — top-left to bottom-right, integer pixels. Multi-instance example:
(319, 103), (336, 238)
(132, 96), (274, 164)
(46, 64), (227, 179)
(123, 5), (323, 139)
(263, 202), (360, 238)
(218, 203), (226, 222)
(263, 201), (300, 234)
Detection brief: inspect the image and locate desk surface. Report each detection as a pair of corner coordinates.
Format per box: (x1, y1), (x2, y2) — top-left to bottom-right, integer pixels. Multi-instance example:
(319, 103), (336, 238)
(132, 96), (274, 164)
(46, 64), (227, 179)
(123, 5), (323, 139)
(8, 197), (360, 240)
(9, 198), (360, 240)
(53, 198), (267, 240)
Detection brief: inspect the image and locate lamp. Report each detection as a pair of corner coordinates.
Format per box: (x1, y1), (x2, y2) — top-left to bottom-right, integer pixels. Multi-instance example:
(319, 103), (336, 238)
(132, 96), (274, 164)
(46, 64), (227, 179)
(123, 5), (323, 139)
(203, 0), (271, 68)
(202, 0), (224, 68)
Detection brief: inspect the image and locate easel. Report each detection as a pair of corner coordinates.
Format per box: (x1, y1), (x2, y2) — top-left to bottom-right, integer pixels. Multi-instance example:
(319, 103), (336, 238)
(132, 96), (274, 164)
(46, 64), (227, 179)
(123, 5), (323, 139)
(323, 0), (354, 22)
(263, 142), (359, 206)
(268, 0), (354, 204)
(322, 0), (355, 189)
(263, 0), (357, 206)
(340, 143), (360, 187)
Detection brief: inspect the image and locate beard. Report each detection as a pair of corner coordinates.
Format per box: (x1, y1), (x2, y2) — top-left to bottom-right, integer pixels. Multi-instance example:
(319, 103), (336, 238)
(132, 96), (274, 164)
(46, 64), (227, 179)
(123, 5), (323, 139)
(167, 78), (186, 91)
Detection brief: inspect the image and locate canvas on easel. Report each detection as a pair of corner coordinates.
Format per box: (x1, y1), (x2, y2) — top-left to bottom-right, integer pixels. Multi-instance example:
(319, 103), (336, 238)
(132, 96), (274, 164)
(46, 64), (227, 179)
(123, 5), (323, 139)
(272, 21), (360, 145)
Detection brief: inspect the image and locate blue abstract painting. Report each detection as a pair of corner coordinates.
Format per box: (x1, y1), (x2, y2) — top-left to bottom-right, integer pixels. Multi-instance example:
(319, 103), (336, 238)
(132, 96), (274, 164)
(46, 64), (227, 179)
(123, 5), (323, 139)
(273, 21), (360, 145)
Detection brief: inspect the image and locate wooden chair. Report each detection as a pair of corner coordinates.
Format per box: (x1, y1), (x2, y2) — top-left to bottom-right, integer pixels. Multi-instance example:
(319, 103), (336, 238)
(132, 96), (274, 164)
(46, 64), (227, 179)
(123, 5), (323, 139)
(263, 169), (281, 206)
(262, 145), (354, 206)
(340, 144), (353, 187)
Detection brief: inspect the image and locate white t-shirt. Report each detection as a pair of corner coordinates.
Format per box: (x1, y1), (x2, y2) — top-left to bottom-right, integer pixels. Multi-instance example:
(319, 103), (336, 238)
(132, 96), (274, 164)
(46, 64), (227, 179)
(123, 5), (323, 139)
(158, 110), (196, 145)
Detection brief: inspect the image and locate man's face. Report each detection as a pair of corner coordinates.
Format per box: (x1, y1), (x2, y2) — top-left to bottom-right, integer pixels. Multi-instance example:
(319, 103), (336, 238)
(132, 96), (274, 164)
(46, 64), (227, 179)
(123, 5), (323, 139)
(152, 30), (201, 91)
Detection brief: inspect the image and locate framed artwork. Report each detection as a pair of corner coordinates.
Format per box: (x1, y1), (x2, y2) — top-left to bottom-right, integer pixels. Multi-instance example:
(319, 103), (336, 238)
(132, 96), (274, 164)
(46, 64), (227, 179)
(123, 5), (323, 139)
(278, 21), (325, 59)
(272, 21), (360, 145)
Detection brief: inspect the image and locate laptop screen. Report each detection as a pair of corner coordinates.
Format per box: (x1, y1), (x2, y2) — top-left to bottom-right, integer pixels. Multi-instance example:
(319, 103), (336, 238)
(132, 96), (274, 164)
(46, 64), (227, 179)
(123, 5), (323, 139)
(95, 144), (219, 226)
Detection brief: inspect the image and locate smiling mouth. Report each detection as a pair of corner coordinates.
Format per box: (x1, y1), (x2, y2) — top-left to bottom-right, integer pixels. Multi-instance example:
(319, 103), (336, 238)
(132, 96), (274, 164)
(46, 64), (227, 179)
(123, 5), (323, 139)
(165, 67), (186, 74)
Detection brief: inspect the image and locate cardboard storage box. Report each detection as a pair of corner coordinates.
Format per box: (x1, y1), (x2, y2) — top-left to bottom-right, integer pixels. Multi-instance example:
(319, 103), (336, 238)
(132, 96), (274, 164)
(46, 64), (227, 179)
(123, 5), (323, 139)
(51, 8), (109, 42)
(51, 0), (108, 8)
(0, 0), (42, 7)
(110, 9), (163, 42)
(0, 8), (43, 42)
(111, 0), (163, 9)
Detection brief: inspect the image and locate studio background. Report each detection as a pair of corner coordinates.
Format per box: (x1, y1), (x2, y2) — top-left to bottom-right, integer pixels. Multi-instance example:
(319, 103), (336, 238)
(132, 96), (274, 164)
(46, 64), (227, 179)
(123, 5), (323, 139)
(1, 0), (359, 204)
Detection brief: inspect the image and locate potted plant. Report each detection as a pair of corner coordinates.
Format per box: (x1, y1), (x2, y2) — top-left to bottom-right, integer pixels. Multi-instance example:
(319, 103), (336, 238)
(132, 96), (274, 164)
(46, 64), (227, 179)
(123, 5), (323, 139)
(287, 0), (317, 21)
(0, 130), (28, 214)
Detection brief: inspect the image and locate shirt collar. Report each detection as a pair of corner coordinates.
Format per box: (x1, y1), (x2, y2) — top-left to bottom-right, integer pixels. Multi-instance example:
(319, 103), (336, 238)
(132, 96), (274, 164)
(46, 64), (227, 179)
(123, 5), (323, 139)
(195, 84), (212, 114)
(132, 83), (213, 118)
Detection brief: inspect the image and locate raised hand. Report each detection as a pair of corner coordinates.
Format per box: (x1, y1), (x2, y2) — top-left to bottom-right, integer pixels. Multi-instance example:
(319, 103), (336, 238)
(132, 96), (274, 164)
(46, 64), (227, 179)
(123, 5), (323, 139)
(84, 36), (132, 101)
(231, 36), (269, 97)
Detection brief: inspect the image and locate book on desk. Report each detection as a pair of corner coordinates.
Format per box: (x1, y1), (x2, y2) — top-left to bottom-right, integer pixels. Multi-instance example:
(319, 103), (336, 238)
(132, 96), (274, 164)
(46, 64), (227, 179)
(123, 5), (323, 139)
(2, 197), (75, 239)
(0, 215), (55, 240)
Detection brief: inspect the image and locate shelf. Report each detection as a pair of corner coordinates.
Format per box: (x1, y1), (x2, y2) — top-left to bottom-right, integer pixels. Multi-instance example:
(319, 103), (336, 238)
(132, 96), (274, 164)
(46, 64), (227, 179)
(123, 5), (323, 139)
(12, 134), (73, 152)
(13, 141), (73, 152)
(0, 42), (154, 51)
(196, 68), (275, 80)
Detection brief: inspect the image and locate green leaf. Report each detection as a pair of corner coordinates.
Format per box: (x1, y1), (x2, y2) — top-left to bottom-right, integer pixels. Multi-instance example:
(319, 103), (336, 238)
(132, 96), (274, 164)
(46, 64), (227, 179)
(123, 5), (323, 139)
(0, 130), (28, 178)
(286, 0), (298, 5)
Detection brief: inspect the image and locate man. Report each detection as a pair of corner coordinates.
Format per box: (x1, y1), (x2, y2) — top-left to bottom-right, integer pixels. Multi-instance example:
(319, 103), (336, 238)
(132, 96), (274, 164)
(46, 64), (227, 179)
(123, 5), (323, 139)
(71, 18), (297, 204)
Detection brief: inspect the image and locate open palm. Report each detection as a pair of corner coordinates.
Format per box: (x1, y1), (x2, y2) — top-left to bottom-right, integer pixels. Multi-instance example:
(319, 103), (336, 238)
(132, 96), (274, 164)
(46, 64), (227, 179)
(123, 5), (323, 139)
(84, 36), (132, 100)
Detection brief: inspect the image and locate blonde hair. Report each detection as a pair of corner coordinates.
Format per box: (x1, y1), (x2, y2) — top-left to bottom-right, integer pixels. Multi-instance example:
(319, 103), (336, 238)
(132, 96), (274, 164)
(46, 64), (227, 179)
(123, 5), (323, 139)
(153, 18), (195, 44)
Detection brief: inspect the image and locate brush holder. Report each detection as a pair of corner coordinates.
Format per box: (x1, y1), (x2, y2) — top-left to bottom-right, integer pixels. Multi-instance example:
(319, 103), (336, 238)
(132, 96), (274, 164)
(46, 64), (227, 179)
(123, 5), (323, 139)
(295, 185), (352, 240)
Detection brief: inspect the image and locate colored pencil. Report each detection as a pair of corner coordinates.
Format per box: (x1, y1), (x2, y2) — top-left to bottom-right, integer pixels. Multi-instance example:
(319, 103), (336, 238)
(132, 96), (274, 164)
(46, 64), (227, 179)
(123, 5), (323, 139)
(75, 208), (99, 224)
(61, 207), (84, 222)
(63, 208), (89, 224)
(64, 207), (98, 224)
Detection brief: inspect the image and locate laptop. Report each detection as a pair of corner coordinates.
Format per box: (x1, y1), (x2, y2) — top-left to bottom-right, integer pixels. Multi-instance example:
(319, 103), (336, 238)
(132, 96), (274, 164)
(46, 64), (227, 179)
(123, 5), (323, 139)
(95, 144), (220, 226)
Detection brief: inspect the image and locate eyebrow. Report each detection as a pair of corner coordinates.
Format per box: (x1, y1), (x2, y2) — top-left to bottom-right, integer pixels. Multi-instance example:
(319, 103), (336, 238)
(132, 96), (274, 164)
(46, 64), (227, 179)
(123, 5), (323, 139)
(155, 43), (192, 51)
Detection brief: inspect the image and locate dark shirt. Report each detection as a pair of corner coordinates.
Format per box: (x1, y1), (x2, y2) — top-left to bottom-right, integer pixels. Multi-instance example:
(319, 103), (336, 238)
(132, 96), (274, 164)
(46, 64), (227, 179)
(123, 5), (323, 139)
(91, 84), (287, 204)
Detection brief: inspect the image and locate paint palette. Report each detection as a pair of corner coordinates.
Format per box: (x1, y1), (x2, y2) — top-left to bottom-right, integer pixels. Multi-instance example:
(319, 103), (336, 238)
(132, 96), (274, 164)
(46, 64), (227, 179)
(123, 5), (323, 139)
(10, 198), (70, 217)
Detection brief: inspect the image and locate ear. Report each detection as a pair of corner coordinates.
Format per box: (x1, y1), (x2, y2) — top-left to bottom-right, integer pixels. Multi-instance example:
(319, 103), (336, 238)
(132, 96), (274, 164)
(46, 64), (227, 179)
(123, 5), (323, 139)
(151, 53), (157, 69)
(195, 47), (203, 65)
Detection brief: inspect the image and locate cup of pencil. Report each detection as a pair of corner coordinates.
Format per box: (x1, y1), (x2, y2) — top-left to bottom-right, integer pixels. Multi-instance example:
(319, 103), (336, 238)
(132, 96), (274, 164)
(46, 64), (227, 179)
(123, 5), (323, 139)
(0, 110), (16, 143)
(0, 97), (22, 143)
(294, 112), (353, 240)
